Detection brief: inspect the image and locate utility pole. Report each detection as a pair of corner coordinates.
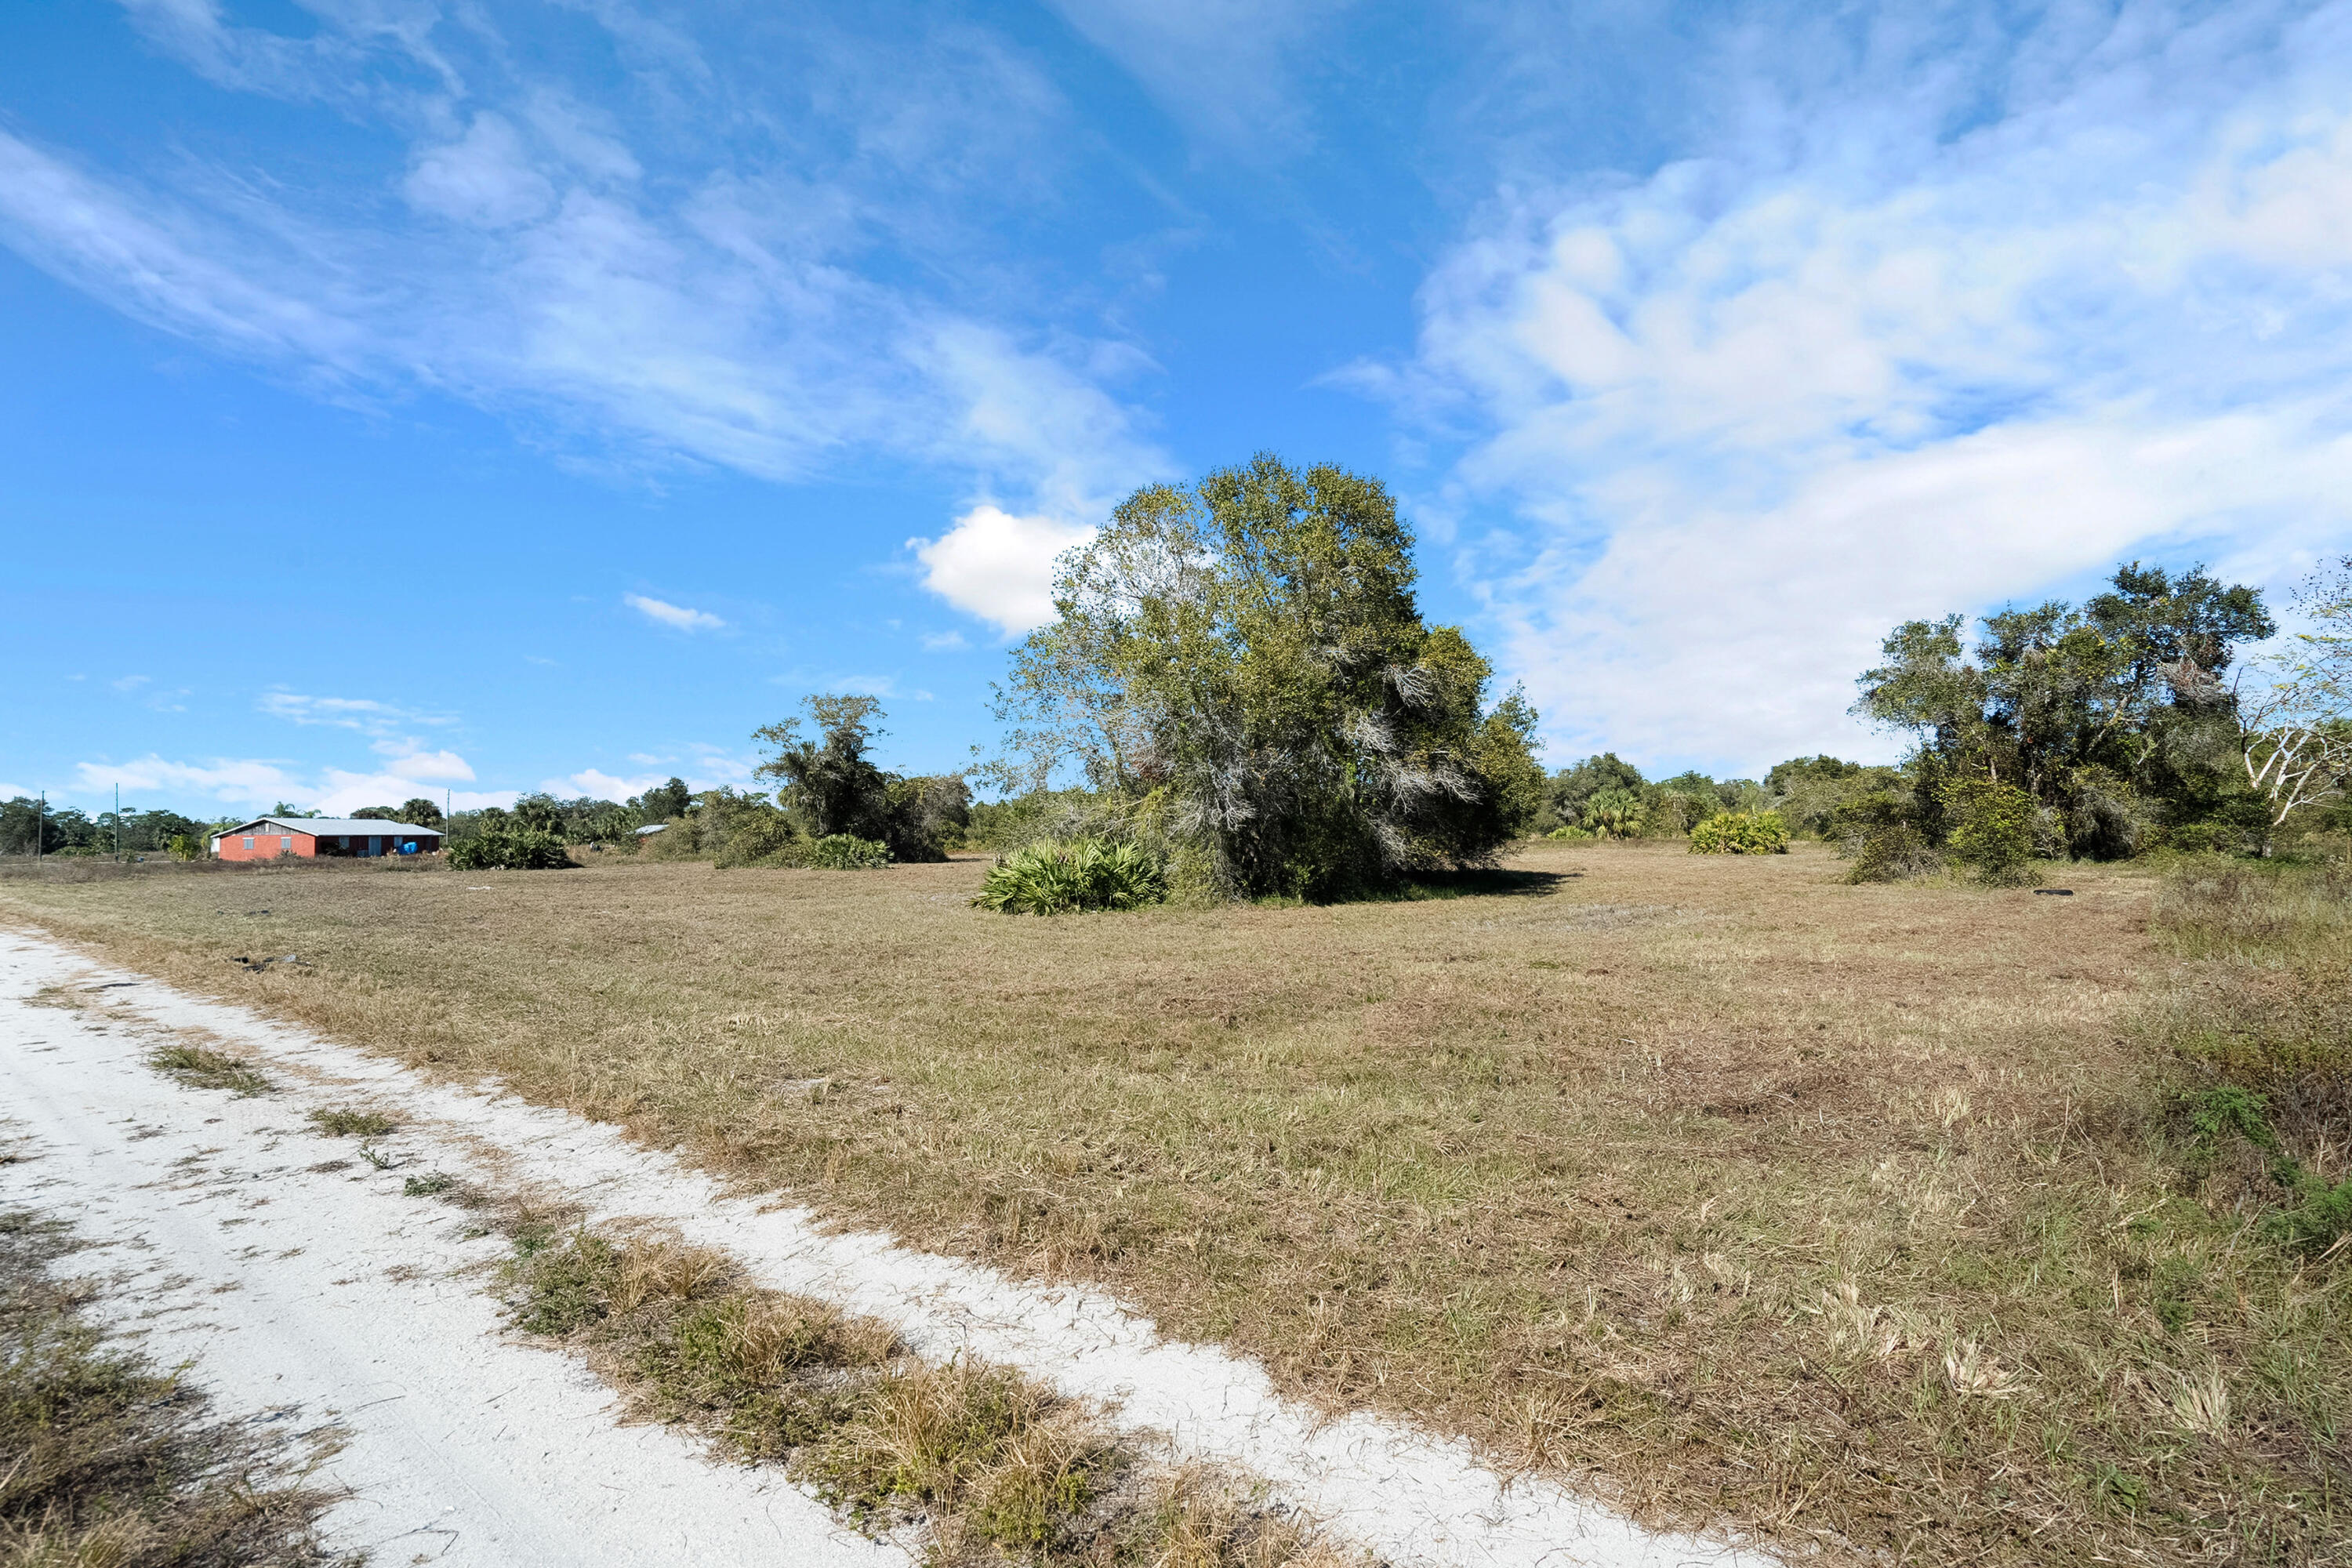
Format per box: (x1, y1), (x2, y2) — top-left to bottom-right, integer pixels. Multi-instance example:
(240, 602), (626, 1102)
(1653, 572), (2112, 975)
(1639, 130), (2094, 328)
(33, 791), (42, 865)
(114, 783), (122, 862)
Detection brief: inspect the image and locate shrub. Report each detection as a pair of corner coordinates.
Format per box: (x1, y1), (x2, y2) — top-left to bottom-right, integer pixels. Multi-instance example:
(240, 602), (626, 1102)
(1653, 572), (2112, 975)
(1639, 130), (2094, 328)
(449, 826), (572, 870)
(1941, 779), (2042, 884)
(2161, 821), (2252, 856)
(1646, 789), (1715, 837)
(810, 834), (892, 869)
(1846, 825), (1942, 884)
(1688, 811), (1790, 855)
(713, 804), (807, 869)
(974, 839), (1166, 915)
(1581, 787), (1646, 839)
(1544, 825), (1595, 842)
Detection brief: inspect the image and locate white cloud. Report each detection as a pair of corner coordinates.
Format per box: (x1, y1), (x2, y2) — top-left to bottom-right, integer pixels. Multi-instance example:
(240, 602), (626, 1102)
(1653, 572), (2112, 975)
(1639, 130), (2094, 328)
(910, 505), (1095, 636)
(73, 755), (303, 804)
(682, 743), (757, 785)
(920, 630), (971, 651)
(0, 131), (372, 375)
(368, 744), (476, 782)
(1388, 0), (2352, 770)
(71, 747), (488, 816)
(545, 768), (666, 800)
(312, 770), (506, 817)
(624, 593), (725, 631)
(404, 113), (555, 229)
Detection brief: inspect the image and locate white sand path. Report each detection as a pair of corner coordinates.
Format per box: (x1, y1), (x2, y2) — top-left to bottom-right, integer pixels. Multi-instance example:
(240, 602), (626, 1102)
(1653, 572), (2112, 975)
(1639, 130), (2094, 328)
(0, 928), (1775, 1568)
(0, 936), (907, 1568)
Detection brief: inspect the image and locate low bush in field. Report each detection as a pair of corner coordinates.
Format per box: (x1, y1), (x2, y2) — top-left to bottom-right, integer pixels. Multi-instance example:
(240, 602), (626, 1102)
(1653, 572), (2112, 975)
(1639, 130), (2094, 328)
(810, 834), (891, 869)
(1544, 825), (1595, 842)
(1688, 811), (1789, 855)
(974, 840), (1165, 915)
(1580, 787), (1646, 838)
(1844, 824), (1942, 884)
(449, 827), (572, 871)
(1941, 779), (2042, 884)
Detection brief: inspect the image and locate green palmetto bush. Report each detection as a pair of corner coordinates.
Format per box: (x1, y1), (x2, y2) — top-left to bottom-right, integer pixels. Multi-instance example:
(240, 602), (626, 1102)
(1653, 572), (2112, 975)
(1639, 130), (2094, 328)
(1688, 810), (1791, 855)
(973, 839), (1166, 915)
(1581, 787), (1646, 839)
(810, 834), (892, 869)
(448, 826), (572, 870)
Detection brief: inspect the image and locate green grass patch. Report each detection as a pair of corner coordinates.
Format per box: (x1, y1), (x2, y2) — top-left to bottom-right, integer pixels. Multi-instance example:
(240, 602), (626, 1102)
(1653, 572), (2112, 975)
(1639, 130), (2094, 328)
(307, 1107), (397, 1138)
(146, 1044), (273, 1096)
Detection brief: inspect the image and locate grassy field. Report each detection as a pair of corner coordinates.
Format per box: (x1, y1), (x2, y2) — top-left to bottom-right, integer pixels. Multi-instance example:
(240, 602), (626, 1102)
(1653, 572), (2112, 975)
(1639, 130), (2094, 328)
(3, 842), (2347, 1564)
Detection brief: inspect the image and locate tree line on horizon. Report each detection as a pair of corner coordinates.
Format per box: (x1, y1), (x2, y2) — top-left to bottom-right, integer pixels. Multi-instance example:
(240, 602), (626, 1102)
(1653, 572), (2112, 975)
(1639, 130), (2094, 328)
(7, 461), (2345, 890)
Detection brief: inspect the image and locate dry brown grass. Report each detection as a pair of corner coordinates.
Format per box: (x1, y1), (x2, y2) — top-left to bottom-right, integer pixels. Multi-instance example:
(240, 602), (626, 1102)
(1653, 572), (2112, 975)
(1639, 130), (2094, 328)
(4, 843), (2347, 1563)
(493, 1223), (1348, 1564)
(0, 1208), (347, 1568)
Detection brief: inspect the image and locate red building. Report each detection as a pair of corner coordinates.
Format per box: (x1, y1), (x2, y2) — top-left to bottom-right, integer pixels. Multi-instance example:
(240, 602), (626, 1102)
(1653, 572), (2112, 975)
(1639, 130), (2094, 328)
(210, 817), (445, 861)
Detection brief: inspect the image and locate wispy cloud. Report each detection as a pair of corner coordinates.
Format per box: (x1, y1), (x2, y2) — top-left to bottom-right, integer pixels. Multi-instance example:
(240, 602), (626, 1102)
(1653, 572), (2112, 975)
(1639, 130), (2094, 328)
(2, 5), (1167, 529)
(624, 593), (725, 632)
(261, 691), (423, 728)
(1044, 0), (1345, 158)
(1378, 0), (2352, 769)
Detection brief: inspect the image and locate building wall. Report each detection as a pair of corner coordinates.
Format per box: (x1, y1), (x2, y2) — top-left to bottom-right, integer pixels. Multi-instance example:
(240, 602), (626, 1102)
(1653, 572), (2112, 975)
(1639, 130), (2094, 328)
(215, 829), (313, 861)
(210, 829), (443, 860)
(314, 833), (434, 857)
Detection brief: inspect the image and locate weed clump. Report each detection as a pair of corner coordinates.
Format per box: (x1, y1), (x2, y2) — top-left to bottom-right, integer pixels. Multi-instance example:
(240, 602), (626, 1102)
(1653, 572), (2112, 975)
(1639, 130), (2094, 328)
(307, 1107), (397, 1138)
(0, 1208), (343, 1566)
(2265, 1174), (2352, 1255)
(147, 1044), (272, 1096)
(497, 1228), (1339, 1565)
(2148, 864), (2352, 1151)
(974, 839), (1166, 915)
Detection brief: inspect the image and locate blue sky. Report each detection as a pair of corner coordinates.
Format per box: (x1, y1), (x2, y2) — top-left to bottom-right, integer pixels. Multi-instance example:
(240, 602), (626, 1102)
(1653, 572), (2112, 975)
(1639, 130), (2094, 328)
(4, 0), (2350, 818)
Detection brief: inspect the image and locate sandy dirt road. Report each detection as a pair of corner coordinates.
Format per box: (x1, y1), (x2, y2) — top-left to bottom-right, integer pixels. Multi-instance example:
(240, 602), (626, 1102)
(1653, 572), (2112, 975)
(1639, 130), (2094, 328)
(0, 928), (1769, 1568)
(1, 939), (908, 1568)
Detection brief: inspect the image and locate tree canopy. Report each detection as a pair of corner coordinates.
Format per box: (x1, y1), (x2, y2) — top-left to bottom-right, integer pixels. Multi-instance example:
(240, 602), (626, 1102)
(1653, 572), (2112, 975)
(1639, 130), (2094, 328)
(753, 695), (968, 863)
(992, 454), (1542, 899)
(1854, 560), (2282, 858)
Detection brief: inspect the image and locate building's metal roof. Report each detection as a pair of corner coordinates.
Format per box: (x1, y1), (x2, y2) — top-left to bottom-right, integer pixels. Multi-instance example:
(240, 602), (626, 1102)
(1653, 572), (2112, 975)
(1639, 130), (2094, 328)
(213, 818), (445, 837)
